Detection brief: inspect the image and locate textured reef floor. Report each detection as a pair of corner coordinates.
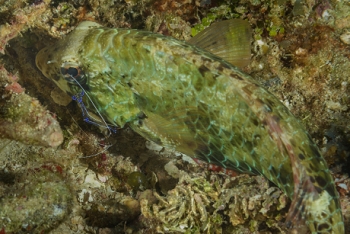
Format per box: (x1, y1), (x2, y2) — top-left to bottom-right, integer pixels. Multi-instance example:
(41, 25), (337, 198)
(0, 0), (349, 233)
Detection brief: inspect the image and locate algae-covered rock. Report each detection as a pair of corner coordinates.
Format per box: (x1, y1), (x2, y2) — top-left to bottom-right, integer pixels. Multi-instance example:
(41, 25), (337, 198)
(85, 197), (140, 228)
(0, 66), (63, 147)
(0, 163), (73, 233)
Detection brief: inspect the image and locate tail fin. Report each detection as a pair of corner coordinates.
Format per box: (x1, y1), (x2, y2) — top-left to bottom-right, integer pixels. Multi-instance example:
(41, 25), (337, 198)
(285, 167), (317, 230)
(285, 166), (344, 234)
(262, 113), (344, 233)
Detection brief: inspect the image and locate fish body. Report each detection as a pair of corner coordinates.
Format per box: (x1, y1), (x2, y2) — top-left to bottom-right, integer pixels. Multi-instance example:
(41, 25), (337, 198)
(36, 20), (344, 233)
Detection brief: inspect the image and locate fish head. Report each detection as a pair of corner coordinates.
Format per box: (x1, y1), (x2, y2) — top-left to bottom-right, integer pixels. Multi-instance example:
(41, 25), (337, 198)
(35, 21), (102, 95)
(36, 51), (82, 95)
(36, 21), (143, 128)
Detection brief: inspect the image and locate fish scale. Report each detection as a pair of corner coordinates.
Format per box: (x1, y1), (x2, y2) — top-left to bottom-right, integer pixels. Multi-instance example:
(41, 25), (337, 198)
(36, 20), (344, 233)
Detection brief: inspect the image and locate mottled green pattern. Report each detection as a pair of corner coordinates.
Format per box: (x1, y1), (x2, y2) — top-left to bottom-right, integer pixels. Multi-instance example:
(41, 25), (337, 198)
(36, 21), (344, 233)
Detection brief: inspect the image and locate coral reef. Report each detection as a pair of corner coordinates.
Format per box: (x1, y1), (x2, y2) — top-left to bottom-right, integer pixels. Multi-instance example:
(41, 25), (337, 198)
(0, 0), (349, 233)
(0, 0), (51, 53)
(0, 66), (63, 147)
(141, 171), (289, 233)
(0, 163), (72, 233)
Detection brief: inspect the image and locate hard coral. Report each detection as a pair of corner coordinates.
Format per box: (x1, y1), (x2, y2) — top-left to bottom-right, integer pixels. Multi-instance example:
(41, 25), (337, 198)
(140, 171), (289, 233)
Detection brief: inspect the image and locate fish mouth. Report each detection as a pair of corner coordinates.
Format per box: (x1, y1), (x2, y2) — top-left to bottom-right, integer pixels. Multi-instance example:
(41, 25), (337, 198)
(35, 47), (50, 77)
(36, 47), (60, 80)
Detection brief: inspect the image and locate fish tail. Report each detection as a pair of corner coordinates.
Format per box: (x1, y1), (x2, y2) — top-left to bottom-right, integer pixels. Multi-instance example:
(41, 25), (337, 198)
(285, 166), (344, 233)
(285, 143), (344, 233)
(263, 112), (344, 233)
(284, 166), (321, 231)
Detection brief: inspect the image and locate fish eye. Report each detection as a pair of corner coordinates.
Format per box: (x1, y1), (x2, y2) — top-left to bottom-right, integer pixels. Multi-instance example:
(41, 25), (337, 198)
(67, 67), (79, 77)
(60, 64), (86, 85)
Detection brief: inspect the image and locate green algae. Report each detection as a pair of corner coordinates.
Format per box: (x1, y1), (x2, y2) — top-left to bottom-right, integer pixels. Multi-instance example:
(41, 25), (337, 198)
(191, 5), (237, 37)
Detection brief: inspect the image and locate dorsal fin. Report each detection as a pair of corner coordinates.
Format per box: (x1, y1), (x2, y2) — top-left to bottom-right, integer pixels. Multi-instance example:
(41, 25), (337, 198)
(188, 19), (252, 68)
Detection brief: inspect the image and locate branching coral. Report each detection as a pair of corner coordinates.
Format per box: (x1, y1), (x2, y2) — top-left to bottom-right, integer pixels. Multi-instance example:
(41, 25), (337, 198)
(141, 172), (289, 233)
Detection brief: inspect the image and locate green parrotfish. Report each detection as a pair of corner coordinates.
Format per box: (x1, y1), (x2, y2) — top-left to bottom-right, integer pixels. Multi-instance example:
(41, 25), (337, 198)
(36, 19), (344, 233)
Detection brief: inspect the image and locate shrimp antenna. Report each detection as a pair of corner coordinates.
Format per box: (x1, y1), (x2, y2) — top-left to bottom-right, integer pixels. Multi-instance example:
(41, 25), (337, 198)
(79, 144), (112, 159)
(72, 91), (117, 135)
(67, 74), (118, 158)
(66, 105), (115, 159)
(68, 74), (117, 138)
